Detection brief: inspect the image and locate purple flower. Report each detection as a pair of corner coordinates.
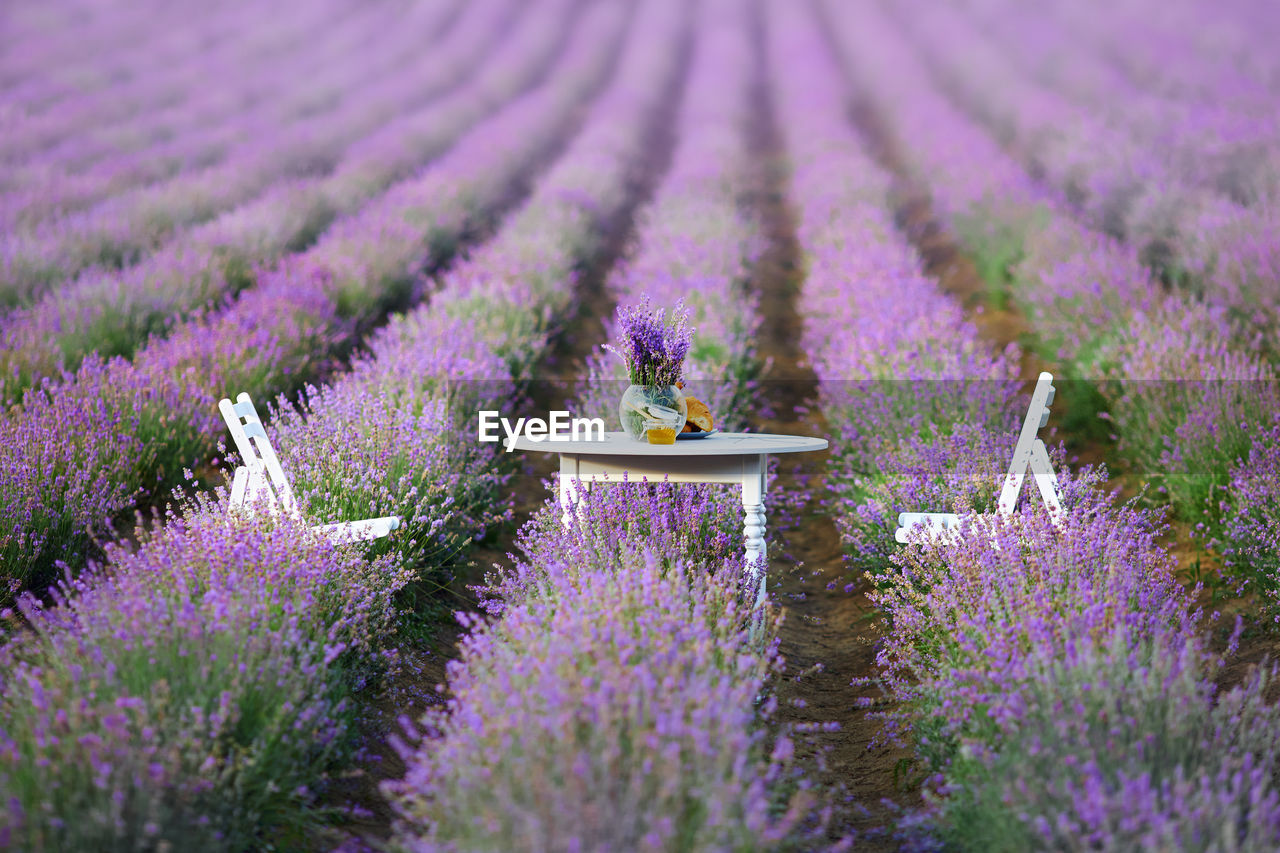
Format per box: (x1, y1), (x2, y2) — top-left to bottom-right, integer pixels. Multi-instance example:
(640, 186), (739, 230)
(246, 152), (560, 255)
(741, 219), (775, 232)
(604, 297), (694, 387)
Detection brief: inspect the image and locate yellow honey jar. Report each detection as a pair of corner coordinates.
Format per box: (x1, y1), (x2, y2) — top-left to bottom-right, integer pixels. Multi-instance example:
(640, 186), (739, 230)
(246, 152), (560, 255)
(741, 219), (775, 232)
(646, 426), (678, 445)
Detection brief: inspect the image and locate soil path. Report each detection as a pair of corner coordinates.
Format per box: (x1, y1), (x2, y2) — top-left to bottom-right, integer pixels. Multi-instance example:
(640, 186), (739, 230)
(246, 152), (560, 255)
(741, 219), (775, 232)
(744, 8), (917, 847)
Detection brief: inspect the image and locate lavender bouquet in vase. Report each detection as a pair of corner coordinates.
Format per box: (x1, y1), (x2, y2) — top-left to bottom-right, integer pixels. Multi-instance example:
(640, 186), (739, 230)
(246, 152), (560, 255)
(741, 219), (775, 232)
(605, 298), (691, 443)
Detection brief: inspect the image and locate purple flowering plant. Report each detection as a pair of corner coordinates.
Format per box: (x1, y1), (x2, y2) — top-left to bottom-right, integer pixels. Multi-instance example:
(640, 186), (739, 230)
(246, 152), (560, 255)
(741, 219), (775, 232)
(480, 473), (748, 617)
(0, 504), (411, 850)
(385, 547), (814, 852)
(924, 627), (1280, 853)
(603, 296), (693, 387)
(871, 469), (1195, 758)
(1221, 420), (1280, 612)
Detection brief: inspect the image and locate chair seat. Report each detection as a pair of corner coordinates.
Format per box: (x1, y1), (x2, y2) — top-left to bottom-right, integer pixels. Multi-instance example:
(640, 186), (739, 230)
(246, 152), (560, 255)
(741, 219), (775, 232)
(313, 516), (402, 545)
(894, 511), (964, 544)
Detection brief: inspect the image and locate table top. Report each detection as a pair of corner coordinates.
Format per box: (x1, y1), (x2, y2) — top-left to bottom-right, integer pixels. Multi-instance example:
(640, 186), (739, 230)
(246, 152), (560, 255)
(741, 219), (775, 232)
(508, 431), (828, 457)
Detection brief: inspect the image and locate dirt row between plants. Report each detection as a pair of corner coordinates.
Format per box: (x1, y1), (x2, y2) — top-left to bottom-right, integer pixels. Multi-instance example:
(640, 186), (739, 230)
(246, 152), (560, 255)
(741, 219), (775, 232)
(743, 7), (917, 848)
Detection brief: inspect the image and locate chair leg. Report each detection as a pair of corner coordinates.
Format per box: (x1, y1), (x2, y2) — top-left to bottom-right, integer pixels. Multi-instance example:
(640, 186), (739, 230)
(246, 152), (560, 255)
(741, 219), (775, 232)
(229, 466), (249, 508)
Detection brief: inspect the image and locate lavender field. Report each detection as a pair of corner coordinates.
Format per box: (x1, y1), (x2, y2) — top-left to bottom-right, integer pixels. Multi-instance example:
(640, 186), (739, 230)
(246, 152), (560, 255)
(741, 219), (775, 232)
(3, 0), (1280, 849)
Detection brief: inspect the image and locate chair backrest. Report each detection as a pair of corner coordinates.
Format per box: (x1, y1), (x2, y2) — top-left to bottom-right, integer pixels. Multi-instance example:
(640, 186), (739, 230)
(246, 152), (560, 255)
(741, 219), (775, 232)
(218, 393), (300, 517)
(996, 372), (1061, 517)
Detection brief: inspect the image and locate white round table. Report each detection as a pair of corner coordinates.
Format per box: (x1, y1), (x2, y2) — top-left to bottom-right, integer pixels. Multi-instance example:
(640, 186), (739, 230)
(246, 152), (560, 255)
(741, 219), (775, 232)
(508, 431), (828, 613)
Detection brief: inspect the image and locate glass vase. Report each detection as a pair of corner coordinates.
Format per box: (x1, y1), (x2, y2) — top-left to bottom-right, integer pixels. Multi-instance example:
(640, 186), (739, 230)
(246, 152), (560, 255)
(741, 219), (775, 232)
(618, 384), (687, 441)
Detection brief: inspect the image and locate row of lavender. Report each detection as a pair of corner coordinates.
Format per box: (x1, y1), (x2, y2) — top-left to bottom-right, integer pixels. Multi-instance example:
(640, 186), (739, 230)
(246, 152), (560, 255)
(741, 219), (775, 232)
(948, 0), (1280, 208)
(0, 0), (426, 228)
(0, 0), (270, 118)
(887, 0), (1280, 338)
(0, 0), (609, 599)
(0, 0), (548, 403)
(0, 0), (499, 306)
(822, 0), (1280, 615)
(265, 0), (682, 581)
(381, 2), (832, 847)
(575, 0), (763, 425)
(2, 1), (317, 166)
(917, 0), (1280, 587)
(0, 2), (404, 202)
(0, 0), (692, 844)
(901, 0), (1280, 510)
(773, 2), (1280, 848)
(996, 0), (1280, 182)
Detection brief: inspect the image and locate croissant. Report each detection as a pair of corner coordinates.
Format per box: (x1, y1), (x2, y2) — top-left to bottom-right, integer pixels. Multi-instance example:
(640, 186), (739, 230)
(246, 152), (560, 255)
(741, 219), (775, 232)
(682, 396), (714, 432)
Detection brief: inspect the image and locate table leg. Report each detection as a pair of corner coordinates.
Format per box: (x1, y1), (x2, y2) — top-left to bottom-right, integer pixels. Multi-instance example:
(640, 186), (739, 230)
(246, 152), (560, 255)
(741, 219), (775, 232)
(742, 454), (768, 610)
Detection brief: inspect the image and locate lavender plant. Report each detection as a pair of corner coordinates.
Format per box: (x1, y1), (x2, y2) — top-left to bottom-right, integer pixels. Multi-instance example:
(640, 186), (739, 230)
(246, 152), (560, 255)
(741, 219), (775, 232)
(1222, 420), (1280, 612)
(929, 629), (1280, 853)
(875, 471), (1194, 762)
(384, 549), (809, 852)
(0, 6), (678, 848)
(766, 0), (1019, 578)
(382, 8), (829, 847)
(604, 296), (693, 387)
(769, 9), (1280, 851)
(1100, 300), (1277, 530)
(0, 0), (503, 308)
(0, 359), (143, 596)
(484, 474), (746, 614)
(265, 312), (517, 573)
(578, 10), (765, 430)
(0, 0), (373, 170)
(967, 0), (1280, 209)
(0, 1), (458, 231)
(243, 0), (669, 583)
(889, 0), (1280, 345)
(830, 420), (1025, 574)
(0, 509), (411, 850)
(818, 0), (1280, 565)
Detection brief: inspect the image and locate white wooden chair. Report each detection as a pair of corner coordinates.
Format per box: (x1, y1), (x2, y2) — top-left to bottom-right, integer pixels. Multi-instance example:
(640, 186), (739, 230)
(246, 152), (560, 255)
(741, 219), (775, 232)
(219, 392), (400, 545)
(894, 372), (1064, 545)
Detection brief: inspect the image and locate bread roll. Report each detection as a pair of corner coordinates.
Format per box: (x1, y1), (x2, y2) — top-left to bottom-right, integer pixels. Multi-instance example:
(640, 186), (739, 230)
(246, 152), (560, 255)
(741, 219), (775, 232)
(684, 396), (713, 432)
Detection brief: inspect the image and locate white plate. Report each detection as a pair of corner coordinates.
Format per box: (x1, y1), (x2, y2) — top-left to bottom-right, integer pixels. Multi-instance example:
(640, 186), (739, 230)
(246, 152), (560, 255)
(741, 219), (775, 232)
(676, 429), (720, 440)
